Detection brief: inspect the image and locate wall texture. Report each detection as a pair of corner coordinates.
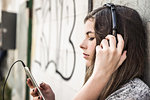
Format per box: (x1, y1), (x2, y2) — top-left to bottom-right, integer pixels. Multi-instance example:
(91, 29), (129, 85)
(31, 0), (150, 100)
(1, 0), (28, 100)
(31, 0), (87, 99)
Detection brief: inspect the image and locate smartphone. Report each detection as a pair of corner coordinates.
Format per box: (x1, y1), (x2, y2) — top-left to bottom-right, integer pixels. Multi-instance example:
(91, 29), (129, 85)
(24, 66), (46, 100)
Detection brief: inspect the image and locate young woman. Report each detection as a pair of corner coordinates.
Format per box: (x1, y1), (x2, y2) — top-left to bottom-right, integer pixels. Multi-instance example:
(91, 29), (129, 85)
(27, 4), (150, 100)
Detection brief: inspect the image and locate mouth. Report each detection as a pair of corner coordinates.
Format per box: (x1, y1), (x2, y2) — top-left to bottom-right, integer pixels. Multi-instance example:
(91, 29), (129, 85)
(83, 53), (89, 59)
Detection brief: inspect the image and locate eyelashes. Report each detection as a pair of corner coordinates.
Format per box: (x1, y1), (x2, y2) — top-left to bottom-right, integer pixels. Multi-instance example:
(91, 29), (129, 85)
(89, 37), (95, 41)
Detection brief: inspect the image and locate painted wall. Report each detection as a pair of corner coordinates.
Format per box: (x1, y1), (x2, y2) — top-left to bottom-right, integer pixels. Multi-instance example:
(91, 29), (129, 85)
(31, 0), (87, 100)
(1, 0), (28, 100)
(31, 0), (150, 100)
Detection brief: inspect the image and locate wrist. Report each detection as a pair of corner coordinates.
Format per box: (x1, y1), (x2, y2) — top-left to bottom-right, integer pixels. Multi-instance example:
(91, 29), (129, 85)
(91, 70), (111, 82)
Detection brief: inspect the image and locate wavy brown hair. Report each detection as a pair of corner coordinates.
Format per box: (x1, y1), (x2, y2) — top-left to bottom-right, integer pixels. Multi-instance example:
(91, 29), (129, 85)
(84, 5), (147, 100)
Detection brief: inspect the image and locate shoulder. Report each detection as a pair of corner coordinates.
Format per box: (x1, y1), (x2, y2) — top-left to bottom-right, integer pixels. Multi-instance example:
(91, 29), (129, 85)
(106, 78), (150, 100)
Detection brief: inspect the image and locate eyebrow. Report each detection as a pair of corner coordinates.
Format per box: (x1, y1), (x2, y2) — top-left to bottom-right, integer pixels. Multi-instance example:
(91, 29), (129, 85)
(86, 31), (95, 35)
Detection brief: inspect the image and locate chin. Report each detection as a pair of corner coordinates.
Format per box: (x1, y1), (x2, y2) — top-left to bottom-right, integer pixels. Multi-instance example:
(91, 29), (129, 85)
(86, 63), (92, 67)
(86, 65), (91, 68)
(86, 60), (94, 67)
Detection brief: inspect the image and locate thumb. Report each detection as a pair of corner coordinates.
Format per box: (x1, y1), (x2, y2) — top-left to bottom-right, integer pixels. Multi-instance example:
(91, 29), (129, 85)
(39, 82), (49, 90)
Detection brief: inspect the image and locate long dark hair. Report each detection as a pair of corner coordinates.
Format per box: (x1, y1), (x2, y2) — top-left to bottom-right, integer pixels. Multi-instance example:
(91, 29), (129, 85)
(84, 5), (147, 99)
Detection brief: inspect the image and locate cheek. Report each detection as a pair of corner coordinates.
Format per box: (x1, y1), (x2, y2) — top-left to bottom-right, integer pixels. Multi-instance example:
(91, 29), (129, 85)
(91, 40), (96, 50)
(89, 43), (96, 56)
(91, 45), (96, 51)
(91, 47), (96, 57)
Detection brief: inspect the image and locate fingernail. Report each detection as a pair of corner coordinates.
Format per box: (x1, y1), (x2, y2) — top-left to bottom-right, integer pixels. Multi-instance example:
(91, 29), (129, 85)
(40, 82), (43, 85)
(40, 82), (44, 86)
(38, 96), (40, 99)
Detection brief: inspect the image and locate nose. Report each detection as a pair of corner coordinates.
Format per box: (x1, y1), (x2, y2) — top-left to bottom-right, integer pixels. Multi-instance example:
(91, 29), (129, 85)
(79, 40), (87, 49)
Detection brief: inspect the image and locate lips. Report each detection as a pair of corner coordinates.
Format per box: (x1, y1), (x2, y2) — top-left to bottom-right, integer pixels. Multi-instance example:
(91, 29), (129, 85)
(83, 53), (89, 56)
(83, 53), (89, 59)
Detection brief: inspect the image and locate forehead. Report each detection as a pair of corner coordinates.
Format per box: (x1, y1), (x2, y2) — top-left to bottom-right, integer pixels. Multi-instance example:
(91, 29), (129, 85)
(84, 19), (95, 32)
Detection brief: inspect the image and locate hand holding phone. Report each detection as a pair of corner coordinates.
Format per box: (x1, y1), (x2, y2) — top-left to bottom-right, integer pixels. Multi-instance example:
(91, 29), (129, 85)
(24, 67), (46, 100)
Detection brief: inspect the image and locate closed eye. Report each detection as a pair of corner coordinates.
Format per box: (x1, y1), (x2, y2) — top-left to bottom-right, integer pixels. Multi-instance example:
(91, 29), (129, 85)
(89, 37), (95, 41)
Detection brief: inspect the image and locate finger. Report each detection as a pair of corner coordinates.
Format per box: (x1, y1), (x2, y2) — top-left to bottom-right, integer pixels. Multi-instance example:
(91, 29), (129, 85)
(31, 88), (39, 97)
(100, 39), (109, 50)
(117, 34), (124, 53)
(33, 96), (42, 100)
(27, 78), (34, 89)
(116, 50), (127, 70)
(40, 82), (50, 90)
(105, 35), (116, 49)
(96, 45), (102, 53)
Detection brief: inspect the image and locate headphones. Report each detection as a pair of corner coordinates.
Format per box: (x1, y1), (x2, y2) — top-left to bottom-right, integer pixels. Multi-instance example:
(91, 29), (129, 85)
(104, 3), (118, 45)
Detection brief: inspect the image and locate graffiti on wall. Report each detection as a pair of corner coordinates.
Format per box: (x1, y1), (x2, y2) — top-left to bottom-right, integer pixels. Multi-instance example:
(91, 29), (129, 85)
(33, 0), (76, 80)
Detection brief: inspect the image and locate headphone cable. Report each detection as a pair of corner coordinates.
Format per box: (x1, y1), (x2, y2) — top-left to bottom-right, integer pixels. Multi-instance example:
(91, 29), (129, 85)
(2, 60), (26, 100)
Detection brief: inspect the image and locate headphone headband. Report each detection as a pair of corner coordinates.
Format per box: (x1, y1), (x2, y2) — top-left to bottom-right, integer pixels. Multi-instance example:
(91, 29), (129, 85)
(104, 3), (118, 44)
